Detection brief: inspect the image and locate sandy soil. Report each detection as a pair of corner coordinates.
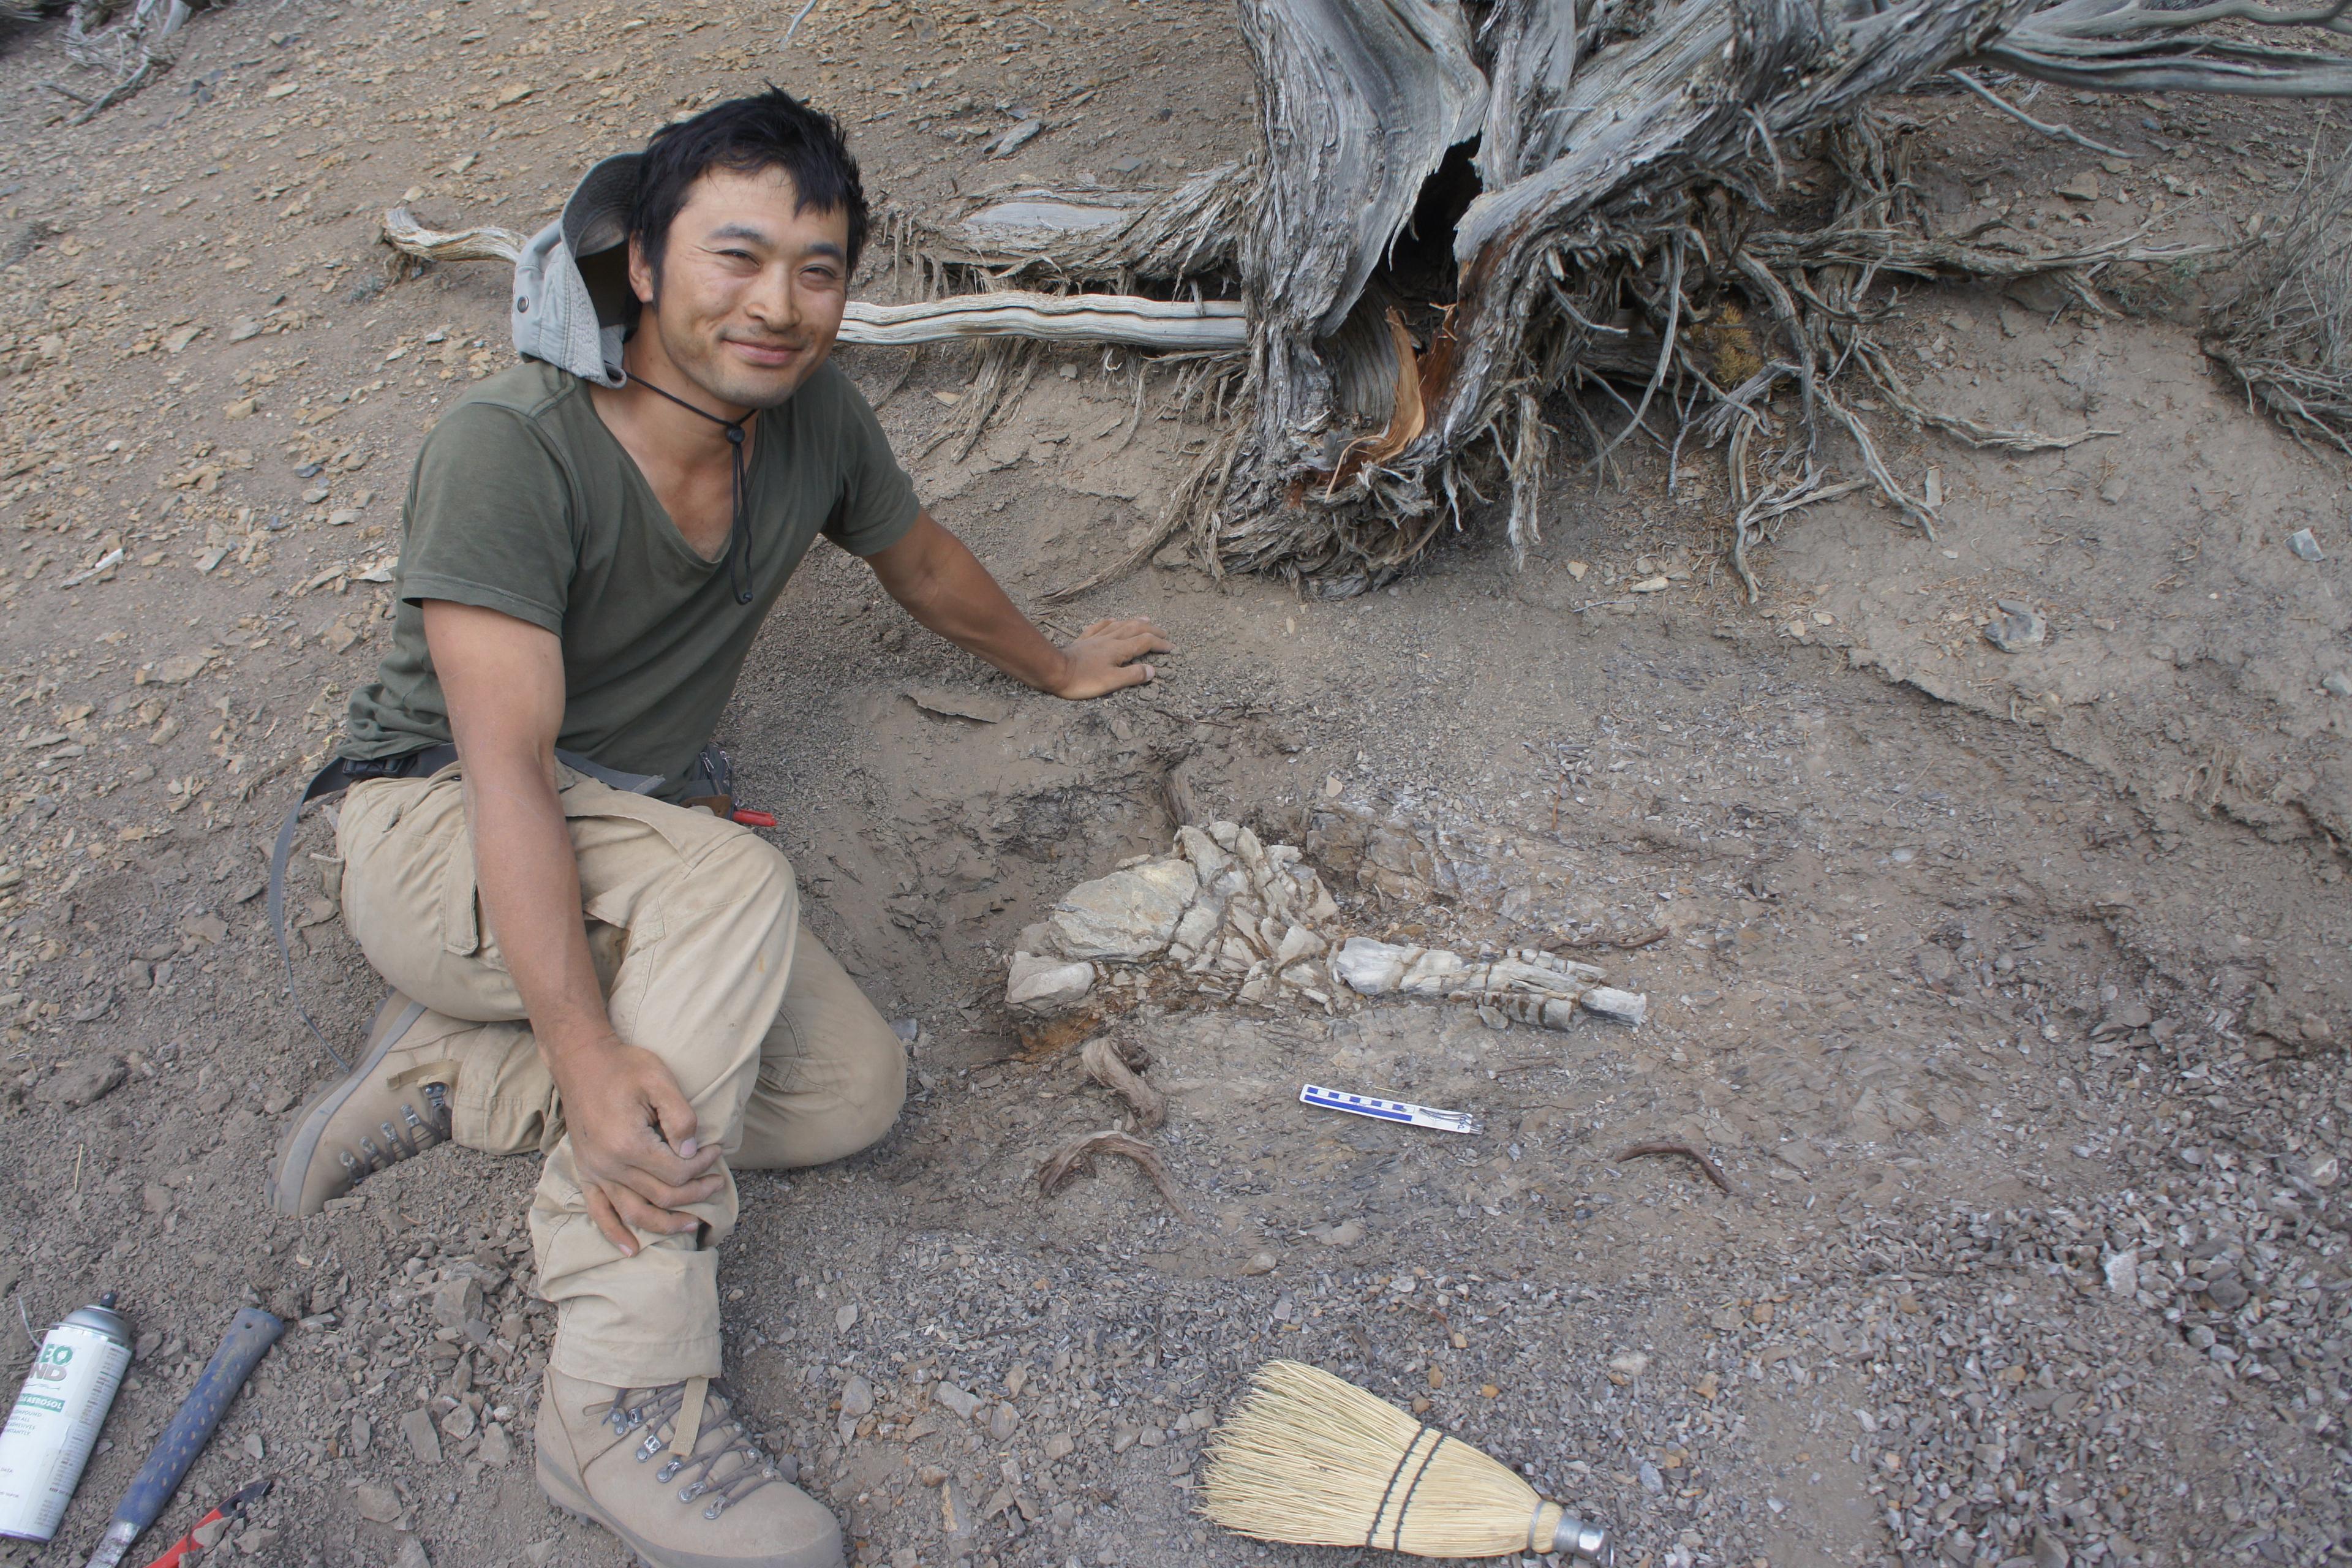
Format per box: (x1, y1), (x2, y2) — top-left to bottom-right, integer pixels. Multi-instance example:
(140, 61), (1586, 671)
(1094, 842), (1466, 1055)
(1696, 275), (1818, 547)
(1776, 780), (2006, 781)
(0, 4), (2346, 1568)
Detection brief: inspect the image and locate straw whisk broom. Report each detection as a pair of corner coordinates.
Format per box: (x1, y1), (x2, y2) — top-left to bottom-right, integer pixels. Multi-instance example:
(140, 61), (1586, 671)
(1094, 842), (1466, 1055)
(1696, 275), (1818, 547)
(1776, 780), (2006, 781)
(1200, 1360), (1614, 1563)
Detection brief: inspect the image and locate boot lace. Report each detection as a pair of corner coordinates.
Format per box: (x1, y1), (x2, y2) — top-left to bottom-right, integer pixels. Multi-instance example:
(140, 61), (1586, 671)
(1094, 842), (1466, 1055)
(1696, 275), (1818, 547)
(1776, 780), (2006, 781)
(337, 1080), (452, 1182)
(596, 1378), (788, 1521)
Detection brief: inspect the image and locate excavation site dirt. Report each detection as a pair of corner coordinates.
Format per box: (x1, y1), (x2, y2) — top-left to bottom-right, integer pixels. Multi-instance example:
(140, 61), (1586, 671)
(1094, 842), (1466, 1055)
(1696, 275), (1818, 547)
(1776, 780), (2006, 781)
(0, 2), (2348, 1567)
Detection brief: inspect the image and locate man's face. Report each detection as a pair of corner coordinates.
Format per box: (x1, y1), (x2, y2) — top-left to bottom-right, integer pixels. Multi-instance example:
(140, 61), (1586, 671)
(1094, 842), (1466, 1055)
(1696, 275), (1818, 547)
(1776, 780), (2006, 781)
(628, 165), (852, 411)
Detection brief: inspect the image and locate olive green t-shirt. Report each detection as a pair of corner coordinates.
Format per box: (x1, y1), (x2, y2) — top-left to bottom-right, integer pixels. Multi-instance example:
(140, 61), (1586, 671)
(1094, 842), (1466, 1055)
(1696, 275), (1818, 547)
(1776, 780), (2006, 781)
(342, 358), (920, 799)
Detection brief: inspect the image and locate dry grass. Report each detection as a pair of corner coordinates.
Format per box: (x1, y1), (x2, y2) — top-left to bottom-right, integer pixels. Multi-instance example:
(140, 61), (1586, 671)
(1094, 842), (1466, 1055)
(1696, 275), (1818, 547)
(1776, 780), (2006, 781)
(2207, 138), (2352, 456)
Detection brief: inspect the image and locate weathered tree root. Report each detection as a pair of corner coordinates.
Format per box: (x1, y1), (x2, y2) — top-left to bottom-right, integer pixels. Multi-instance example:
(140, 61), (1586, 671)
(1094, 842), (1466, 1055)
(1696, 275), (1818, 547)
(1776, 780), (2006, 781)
(1035, 1129), (1188, 1218)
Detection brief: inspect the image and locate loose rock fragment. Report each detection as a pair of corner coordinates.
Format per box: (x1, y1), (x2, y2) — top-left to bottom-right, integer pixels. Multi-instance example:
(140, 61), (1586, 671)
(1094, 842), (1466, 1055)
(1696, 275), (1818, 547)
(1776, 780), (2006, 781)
(37, 1055), (126, 1109)
(1983, 600), (2046, 652)
(400, 1408), (443, 1464)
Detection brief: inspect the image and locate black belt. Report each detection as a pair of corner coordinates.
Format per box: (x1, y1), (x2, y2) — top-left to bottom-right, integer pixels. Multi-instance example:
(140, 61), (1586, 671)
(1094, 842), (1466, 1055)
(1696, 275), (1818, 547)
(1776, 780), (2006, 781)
(268, 745), (663, 1067)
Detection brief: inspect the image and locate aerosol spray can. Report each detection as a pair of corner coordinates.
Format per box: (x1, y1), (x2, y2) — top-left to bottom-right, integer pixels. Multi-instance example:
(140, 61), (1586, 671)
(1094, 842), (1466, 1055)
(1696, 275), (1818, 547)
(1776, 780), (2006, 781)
(0, 1292), (133, 1542)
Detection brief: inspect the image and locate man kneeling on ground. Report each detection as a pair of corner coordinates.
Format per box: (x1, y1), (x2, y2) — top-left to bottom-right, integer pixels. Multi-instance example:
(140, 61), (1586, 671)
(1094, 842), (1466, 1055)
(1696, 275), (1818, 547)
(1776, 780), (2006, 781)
(268, 89), (1169, 1568)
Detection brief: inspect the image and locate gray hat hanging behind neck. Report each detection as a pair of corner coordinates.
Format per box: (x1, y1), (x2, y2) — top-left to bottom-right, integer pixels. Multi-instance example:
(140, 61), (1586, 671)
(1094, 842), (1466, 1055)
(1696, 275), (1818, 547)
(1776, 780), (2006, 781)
(511, 153), (643, 388)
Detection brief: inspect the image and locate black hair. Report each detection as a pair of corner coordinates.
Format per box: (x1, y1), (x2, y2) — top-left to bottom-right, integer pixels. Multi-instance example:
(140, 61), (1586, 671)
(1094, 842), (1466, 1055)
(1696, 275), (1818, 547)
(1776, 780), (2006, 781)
(630, 86), (869, 287)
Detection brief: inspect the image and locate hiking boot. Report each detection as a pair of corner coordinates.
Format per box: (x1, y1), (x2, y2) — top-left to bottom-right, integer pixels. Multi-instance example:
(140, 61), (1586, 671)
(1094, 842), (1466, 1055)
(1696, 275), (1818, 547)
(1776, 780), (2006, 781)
(537, 1365), (843, 1568)
(267, 990), (455, 1216)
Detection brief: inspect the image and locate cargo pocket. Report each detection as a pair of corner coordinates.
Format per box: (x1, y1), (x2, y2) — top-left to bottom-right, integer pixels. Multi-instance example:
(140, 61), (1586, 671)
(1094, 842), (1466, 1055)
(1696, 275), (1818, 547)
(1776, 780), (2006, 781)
(552, 766), (769, 933)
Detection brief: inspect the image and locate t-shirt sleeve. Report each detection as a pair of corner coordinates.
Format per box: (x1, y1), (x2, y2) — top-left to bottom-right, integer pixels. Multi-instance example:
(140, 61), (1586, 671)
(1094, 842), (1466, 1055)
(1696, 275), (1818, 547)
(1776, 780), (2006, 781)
(821, 374), (922, 558)
(396, 404), (575, 635)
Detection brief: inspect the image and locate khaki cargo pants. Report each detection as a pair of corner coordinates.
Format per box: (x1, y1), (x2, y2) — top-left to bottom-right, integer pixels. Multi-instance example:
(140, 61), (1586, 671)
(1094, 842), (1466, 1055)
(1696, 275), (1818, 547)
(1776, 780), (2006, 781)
(335, 763), (905, 1385)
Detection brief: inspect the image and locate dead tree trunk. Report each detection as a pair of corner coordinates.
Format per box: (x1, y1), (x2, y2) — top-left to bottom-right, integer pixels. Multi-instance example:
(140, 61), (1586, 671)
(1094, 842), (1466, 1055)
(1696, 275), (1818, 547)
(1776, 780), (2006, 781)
(1193, 0), (2352, 595)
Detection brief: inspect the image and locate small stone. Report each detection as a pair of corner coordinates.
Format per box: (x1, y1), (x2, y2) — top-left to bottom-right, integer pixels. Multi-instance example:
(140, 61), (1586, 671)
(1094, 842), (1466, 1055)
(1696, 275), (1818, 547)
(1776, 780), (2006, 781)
(2055, 170), (2100, 202)
(440, 1402), (477, 1439)
(1043, 1433), (1075, 1461)
(989, 118), (1044, 157)
(350, 1413), (372, 1457)
(432, 1277), (483, 1329)
(38, 1055), (125, 1109)
(522, 1541), (559, 1567)
(227, 318), (265, 343)
(400, 1406), (444, 1464)
(986, 1403), (1019, 1442)
(193, 1517), (230, 1548)
(918, 1464), (948, 1487)
(840, 1375), (875, 1417)
(328, 508), (360, 527)
(2030, 1527), (2068, 1568)
(2290, 527), (2325, 562)
(478, 1422), (513, 1466)
(835, 1302), (859, 1334)
(2204, 1273), (2249, 1311)
(1240, 1250), (1278, 1276)
(1006, 952), (1096, 1015)
(354, 1484), (401, 1524)
(1110, 1424), (1140, 1453)
(2103, 1249), (2139, 1297)
(302, 485), (331, 505)
(1109, 154), (1147, 174)
(2323, 673), (2351, 699)
(935, 1383), (982, 1420)
(1607, 1351), (1651, 1377)
(1984, 601), (2046, 653)
(2097, 475), (2127, 503)
(394, 1539), (432, 1568)
(1638, 1460), (1665, 1494)
(940, 1477), (976, 1539)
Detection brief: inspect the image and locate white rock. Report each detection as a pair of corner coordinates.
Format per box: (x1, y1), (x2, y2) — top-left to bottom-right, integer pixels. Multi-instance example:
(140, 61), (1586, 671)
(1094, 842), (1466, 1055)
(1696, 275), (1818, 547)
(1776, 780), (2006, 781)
(1048, 859), (1198, 960)
(1176, 825), (1232, 884)
(1170, 902), (1221, 955)
(1007, 952), (1096, 1015)
(1335, 937), (1412, 994)
(1581, 986), (1648, 1026)
(1208, 820), (1240, 849)
(1274, 924), (1324, 966)
(2103, 1248), (2140, 1297)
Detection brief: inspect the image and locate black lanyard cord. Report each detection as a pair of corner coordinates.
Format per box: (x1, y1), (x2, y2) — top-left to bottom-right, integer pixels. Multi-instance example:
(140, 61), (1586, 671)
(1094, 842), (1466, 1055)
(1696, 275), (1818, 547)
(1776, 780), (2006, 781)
(630, 374), (755, 605)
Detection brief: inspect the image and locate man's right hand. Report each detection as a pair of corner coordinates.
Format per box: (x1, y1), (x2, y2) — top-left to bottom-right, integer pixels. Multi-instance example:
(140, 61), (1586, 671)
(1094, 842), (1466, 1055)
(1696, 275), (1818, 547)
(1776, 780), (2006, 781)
(553, 1036), (727, 1255)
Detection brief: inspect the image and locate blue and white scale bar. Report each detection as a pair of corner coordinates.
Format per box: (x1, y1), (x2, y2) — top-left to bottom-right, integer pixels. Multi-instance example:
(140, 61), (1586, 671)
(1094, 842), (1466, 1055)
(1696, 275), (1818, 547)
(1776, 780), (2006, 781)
(1300, 1084), (1483, 1135)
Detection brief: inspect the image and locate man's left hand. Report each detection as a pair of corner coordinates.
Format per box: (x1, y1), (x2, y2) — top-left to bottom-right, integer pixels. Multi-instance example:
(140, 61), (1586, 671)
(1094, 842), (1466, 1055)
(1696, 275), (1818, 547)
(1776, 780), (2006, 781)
(1052, 616), (1173, 699)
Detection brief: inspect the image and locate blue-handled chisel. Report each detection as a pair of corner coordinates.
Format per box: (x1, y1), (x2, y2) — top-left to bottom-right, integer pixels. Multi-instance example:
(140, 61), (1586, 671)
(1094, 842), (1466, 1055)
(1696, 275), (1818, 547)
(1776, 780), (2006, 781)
(81, 1307), (284, 1568)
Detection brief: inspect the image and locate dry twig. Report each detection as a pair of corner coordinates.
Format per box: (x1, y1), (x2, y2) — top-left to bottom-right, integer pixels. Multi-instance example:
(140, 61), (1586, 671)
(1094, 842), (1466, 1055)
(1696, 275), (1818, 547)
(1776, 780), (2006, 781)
(2207, 135), (2352, 454)
(1614, 1142), (1732, 1195)
(1543, 925), (1668, 952)
(1036, 1130), (1188, 1216)
(1080, 1036), (1166, 1129)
